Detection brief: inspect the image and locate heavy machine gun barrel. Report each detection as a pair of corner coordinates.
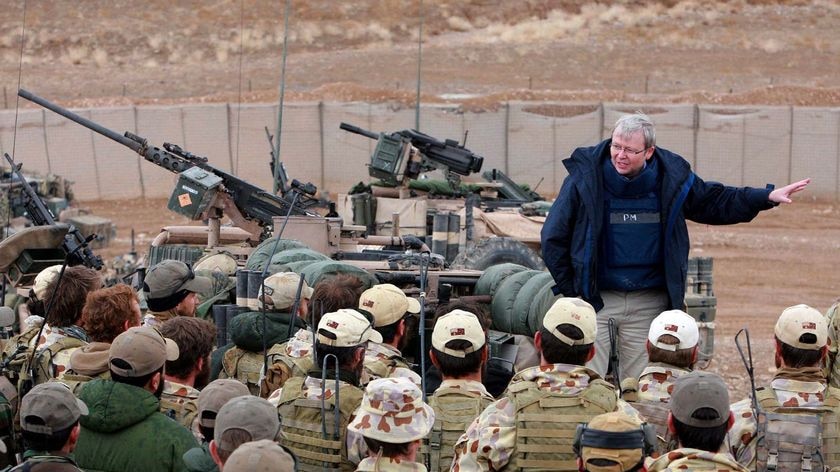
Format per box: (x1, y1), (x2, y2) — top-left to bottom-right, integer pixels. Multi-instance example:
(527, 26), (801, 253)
(339, 122), (380, 140)
(18, 89), (317, 236)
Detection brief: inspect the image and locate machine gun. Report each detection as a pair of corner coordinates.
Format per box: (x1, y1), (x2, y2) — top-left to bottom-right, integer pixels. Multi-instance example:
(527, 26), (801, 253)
(3, 153), (102, 270)
(18, 89), (319, 241)
(340, 122), (484, 191)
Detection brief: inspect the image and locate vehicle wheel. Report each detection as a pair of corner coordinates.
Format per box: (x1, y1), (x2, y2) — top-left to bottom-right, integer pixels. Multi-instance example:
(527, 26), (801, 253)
(452, 237), (545, 271)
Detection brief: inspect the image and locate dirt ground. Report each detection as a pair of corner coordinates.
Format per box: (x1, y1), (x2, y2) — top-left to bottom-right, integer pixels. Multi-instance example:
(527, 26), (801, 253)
(3, 0), (840, 399)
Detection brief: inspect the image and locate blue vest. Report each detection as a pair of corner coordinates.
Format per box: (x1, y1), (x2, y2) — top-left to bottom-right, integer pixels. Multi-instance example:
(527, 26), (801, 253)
(598, 156), (665, 291)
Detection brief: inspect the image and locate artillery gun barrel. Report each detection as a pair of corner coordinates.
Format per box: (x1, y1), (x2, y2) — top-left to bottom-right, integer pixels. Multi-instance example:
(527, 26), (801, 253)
(18, 89), (144, 154)
(339, 122), (380, 140)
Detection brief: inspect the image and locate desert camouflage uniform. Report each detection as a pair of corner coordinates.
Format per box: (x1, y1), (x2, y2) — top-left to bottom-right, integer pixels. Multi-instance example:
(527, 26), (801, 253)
(452, 364), (638, 471)
(362, 341), (421, 386)
(826, 302), (840, 386)
(142, 309), (179, 328)
(636, 363), (690, 403)
(356, 456), (427, 471)
(260, 328), (314, 397)
(26, 324), (87, 384)
(160, 379), (201, 436)
(646, 448), (748, 471)
(728, 371), (836, 470)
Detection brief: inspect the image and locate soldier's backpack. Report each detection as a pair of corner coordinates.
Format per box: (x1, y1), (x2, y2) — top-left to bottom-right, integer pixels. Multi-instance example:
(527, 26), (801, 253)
(160, 394), (199, 432)
(620, 377), (677, 454)
(219, 347), (263, 396)
(0, 327), (40, 386)
(276, 376), (364, 472)
(423, 386), (495, 472)
(260, 341), (313, 398)
(754, 386), (840, 472)
(51, 369), (110, 396)
(504, 377), (618, 471)
(32, 336), (86, 386)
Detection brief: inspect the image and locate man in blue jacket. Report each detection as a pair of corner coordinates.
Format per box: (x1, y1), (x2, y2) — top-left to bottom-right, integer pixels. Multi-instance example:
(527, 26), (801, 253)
(541, 112), (809, 380)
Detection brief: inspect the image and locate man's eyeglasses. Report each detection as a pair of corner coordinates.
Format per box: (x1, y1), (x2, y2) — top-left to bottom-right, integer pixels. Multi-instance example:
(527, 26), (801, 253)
(610, 143), (648, 156)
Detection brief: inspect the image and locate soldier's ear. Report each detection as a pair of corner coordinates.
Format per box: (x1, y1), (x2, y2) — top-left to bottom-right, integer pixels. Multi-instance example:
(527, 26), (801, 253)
(209, 440), (223, 467)
(585, 345), (596, 363)
(666, 413), (676, 435)
(726, 412), (735, 432)
(429, 350), (440, 369)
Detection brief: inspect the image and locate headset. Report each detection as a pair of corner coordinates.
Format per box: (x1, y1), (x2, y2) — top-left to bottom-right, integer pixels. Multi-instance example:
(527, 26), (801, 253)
(573, 420), (657, 471)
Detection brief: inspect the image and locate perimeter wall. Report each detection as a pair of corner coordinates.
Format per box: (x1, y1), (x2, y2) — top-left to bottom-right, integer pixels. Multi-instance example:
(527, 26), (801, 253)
(0, 102), (838, 200)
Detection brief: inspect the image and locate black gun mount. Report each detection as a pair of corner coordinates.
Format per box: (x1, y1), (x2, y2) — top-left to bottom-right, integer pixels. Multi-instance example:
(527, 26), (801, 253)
(19, 89), (320, 241)
(340, 122), (484, 189)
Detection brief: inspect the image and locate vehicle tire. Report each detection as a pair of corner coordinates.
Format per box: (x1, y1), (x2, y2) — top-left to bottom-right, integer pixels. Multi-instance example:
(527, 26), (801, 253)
(452, 237), (545, 271)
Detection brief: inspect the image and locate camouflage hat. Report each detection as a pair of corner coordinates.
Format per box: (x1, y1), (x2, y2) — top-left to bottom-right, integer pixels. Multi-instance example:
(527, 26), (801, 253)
(358, 284), (421, 327)
(197, 379), (250, 428)
(214, 396), (280, 451)
(194, 252), (238, 276)
(432, 309), (486, 357)
(542, 298), (597, 346)
(259, 272), (314, 311)
(109, 326), (179, 377)
(317, 308), (377, 348)
(775, 304), (828, 350)
(32, 264), (62, 299)
(670, 371), (730, 428)
(143, 260), (212, 312)
(20, 382), (88, 434)
(223, 439), (297, 472)
(577, 411), (648, 472)
(347, 377), (435, 443)
(648, 310), (699, 351)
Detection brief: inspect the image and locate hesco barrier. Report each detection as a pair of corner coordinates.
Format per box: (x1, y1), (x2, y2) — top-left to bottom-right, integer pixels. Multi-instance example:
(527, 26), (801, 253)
(2, 102), (838, 202)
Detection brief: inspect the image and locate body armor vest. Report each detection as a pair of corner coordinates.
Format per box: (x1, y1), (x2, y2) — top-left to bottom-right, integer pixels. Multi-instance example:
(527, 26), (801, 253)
(276, 376), (364, 472)
(423, 386), (494, 472)
(503, 378), (617, 471)
(220, 347), (263, 396)
(621, 377), (676, 454)
(261, 342), (313, 397)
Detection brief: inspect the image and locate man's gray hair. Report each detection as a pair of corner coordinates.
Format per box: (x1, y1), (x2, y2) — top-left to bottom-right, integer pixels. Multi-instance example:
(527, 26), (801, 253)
(613, 112), (656, 149)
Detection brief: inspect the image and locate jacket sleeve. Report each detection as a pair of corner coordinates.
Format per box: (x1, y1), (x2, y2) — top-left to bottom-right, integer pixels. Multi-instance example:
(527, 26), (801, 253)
(683, 174), (775, 225)
(540, 177), (579, 297)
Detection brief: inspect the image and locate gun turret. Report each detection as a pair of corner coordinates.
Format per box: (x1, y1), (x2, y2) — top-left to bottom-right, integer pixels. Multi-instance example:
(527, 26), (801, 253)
(19, 89), (318, 240)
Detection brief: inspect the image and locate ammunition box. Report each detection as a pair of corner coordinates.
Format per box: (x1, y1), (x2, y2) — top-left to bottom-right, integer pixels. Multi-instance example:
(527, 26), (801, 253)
(167, 167), (223, 220)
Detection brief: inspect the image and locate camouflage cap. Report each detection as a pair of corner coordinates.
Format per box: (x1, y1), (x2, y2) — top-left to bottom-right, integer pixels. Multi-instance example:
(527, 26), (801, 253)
(214, 396), (280, 451)
(648, 310), (699, 351)
(317, 308), (377, 348)
(670, 371), (730, 428)
(259, 272), (314, 311)
(775, 304), (828, 350)
(109, 326), (179, 377)
(578, 411), (647, 472)
(20, 382), (88, 434)
(223, 439), (297, 472)
(358, 284), (421, 327)
(197, 379), (250, 428)
(543, 298), (597, 346)
(347, 377), (434, 443)
(32, 264), (62, 300)
(432, 309), (486, 357)
(194, 252), (238, 276)
(143, 260), (212, 312)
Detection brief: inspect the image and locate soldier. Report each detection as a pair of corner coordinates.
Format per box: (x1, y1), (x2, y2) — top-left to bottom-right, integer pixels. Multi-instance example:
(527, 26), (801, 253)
(142, 260), (211, 327)
(58, 284), (141, 393)
(3, 383), (88, 472)
(621, 309), (699, 452)
(424, 309), (494, 471)
(357, 283), (421, 385)
(74, 326), (198, 471)
(273, 308), (375, 470)
(222, 439), (297, 472)
(573, 411), (655, 472)
(452, 297), (638, 471)
(192, 252), (238, 318)
(348, 377), (435, 471)
(647, 372), (746, 471)
(260, 273), (366, 397)
(824, 299), (840, 386)
(159, 316), (217, 431)
(728, 304), (840, 470)
(217, 272), (312, 395)
(182, 379), (250, 472)
(208, 396), (280, 470)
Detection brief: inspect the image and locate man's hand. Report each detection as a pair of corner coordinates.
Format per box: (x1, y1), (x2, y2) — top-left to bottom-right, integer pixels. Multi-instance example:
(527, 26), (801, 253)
(769, 178), (811, 204)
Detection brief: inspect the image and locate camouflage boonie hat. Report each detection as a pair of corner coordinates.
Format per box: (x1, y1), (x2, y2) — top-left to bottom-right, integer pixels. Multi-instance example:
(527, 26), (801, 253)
(543, 297), (597, 346)
(259, 272), (314, 311)
(775, 304), (828, 350)
(197, 379), (250, 428)
(358, 284), (421, 327)
(214, 396), (280, 451)
(21, 382), (88, 434)
(670, 371), (730, 428)
(223, 439), (297, 472)
(577, 411), (647, 472)
(347, 377), (435, 443)
(194, 252), (238, 276)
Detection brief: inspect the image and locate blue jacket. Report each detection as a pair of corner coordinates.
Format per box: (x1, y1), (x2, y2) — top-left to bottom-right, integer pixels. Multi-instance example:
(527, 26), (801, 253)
(540, 139), (775, 311)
